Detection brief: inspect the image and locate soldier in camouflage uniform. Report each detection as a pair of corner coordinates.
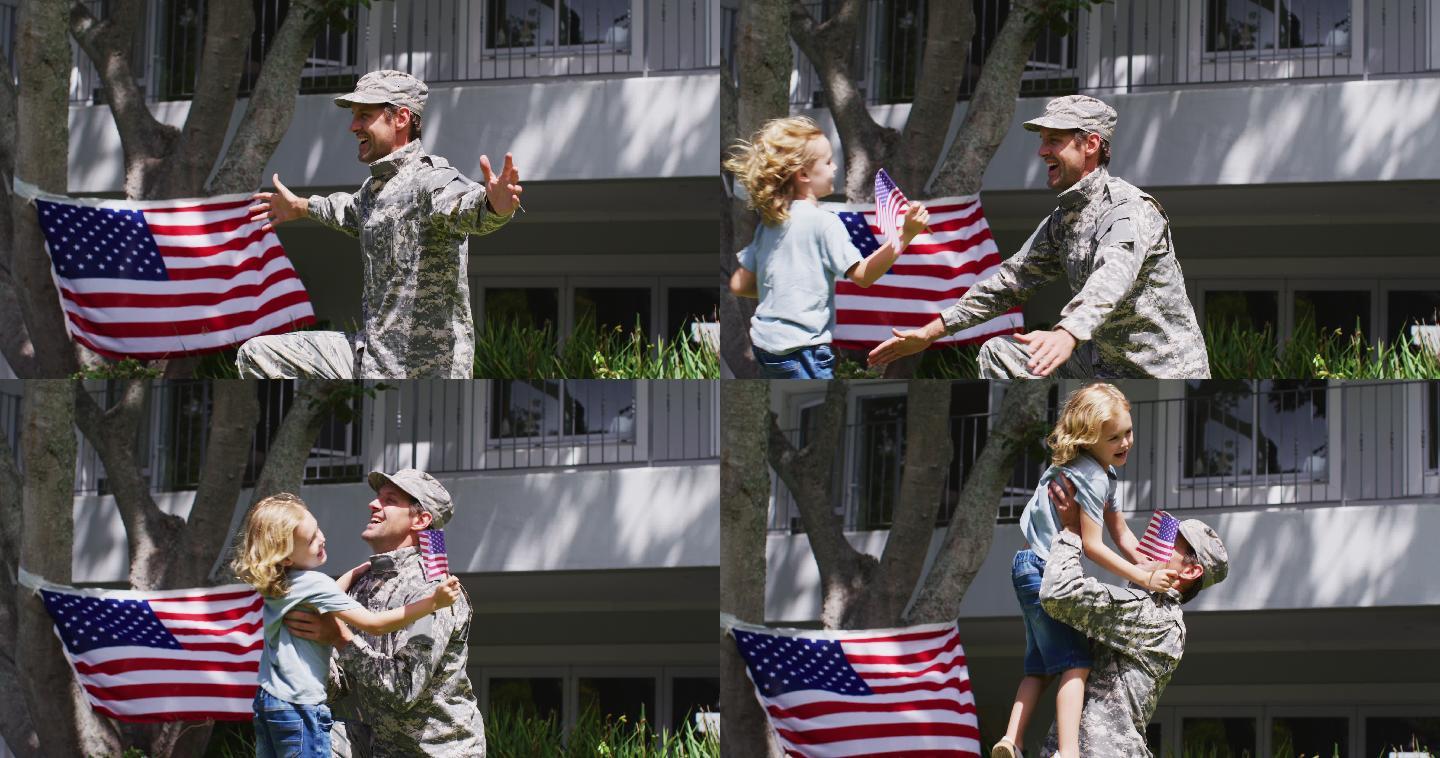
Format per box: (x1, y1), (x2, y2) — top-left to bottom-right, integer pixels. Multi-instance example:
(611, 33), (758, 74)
(238, 69), (523, 379)
(1036, 473), (1229, 758)
(285, 469), (485, 757)
(867, 95), (1210, 379)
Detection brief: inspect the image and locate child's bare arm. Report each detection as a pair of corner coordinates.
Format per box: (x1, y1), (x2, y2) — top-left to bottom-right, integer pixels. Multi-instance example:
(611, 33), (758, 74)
(334, 562), (370, 593)
(1080, 513), (1176, 592)
(330, 575), (462, 636)
(1104, 508), (1143, 564)
(846, 203), (930, 287)
(729, 267), (758, 298)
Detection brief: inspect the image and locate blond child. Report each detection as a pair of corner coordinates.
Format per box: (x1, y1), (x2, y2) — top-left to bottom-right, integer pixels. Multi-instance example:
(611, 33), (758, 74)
(725, 116), (929, 378)
(993, 384), (1178, 758)
(232, 492), (462, 757)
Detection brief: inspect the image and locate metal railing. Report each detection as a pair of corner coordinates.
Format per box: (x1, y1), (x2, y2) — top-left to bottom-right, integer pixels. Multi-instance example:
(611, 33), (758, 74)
(0, 380), (716, 496)
(782, 0), (1437, 108)
(768, 381), (1440, 532)
(54, 0), (718, 106)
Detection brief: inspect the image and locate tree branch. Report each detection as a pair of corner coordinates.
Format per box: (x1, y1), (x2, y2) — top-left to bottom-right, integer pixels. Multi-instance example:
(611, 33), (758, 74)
(896, 1), (973, 193)
(906, 379), (1051, 624)
(209, 0), (329, 194)
(174, 2), (253, 193)
(169, 380), (257, 588)
(929, 0), (1053, 197)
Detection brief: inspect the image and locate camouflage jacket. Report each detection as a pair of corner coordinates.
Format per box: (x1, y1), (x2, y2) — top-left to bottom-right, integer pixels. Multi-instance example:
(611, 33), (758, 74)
(1038, 531), (1186, 758)
(330, 546), (485, 757)
(308, 141), (511, 379)
(938, 168), (1210, 378)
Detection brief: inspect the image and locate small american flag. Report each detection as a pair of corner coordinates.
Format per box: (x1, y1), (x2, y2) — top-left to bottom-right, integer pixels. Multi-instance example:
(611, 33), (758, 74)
(419, 529), (449, 581)
(732, 621), (980, 757)
(873, 168), (909, 250)
(37, 583), (262, 722)
(1137, 510), (1180, 562)
(25, 183), (315, 360)
(823, 194), (1022, 352)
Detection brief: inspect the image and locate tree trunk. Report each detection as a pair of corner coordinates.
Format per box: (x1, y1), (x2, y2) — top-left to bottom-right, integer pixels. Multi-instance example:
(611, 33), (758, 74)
(720, 379), (782, 758)
(906, 379), (1051, 623)
(721, 0), (791, 378)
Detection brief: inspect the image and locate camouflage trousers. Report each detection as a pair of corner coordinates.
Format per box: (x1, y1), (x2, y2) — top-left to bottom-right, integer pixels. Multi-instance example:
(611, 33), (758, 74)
(235, 331), (358, 379)
(978, 335), (1096, 379)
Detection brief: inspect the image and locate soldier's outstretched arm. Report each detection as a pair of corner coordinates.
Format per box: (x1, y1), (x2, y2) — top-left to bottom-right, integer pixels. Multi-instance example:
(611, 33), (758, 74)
(307, 188), (364, 238)
(335, 600), (463, 710)
(1053, 216), (1143, 342)
(430, 153), (522, 238)
(937, 215), (1063, 335)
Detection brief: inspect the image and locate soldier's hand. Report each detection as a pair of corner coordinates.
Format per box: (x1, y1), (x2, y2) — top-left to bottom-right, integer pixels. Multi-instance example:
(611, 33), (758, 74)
(249, 174), (308, 232)
(480, 153), (523, 216)
(284, 609), (346, 646)
(1049, 472), (1081, 532)
(1015, 328), (1077, 377)
(901, 202), (930, 243)
(432, 575), (462, 610)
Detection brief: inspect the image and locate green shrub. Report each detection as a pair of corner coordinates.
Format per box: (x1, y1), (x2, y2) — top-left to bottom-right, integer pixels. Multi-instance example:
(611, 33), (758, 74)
(486, 705), (719, 758)
(1206, 311), (1440, 379)
(475, 315), (719, 379)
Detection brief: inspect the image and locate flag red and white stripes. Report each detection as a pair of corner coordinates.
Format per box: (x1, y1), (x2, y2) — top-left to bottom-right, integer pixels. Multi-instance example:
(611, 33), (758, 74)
(1137, 510), (1180, 563)
(731, 620), (980, 757)
(21, 180), (315, 360)
(33, 577), (262, 722)
(824, 193), (1022, 352)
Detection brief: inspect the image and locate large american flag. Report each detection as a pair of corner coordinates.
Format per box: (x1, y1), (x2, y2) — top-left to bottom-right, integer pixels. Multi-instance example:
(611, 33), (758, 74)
(822, 193), (1022, 352)
(1137, 510), (1179, 563)
(731, 621), (980, 757)
(25, 183), (315, 360)
(36, 582), (262, 722)
(419, 529), (449, 581)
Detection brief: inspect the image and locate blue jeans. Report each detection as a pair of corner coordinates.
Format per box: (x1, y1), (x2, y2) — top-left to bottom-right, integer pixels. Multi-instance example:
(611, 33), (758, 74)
(1013, 549), (1092, 676)
(753, 344), (836, 379)
(253, 688), (332, 758)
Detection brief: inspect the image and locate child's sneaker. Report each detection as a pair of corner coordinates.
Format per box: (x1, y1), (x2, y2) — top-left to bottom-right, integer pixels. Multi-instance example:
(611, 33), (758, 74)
(991, 737), (1023, 758)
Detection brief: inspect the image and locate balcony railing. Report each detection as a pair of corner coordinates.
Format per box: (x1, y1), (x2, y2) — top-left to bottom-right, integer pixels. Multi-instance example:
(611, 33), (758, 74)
(769, 381), (1440, 533)
(0, 0), (718, 106)
(0, 380), (718, 496)
(781, 0), (1438, 108)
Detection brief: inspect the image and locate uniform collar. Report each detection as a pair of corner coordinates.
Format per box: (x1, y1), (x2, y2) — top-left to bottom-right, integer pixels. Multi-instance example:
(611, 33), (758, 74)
(1057, 166), (1109, 210)
(365, 546), (419, 577)
(368, 140), (425, 180)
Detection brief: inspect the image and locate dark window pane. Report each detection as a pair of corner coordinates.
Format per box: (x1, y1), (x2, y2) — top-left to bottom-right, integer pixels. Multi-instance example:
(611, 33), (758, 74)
(1431, 383), (1439, 471)
(1185, 380), (1256, 479)
(1296, 290), (1370, 337)
(558, 0), (630, 48)
(1364, 716), (1440, 756)
(488, 677), (563, 722)
(578, 677), (655, 724)
(1146, 722), (1163, 755)
(562, 380), (636, 441)
(491, 380), (563, 439)
(1273, 716), (1348, 757)
(666, 287), (720, 342)
(575, 287), (651, 337)
(854, 395), (907, 530)
(488, 0), (558, 48)
(942, 382), (991, 524)
(1182, 716), (1257, 757)
(1207, 0), (1351, 53)
(485, 288), (560, 331)
(159, 381), (211, 490)
(490, 380), (634, 441)
(1254, 380), (1327, 479)
(1386, 290), (1440, 341)
(670, 677), (719, 733)
(1205, 290), (1280, 335)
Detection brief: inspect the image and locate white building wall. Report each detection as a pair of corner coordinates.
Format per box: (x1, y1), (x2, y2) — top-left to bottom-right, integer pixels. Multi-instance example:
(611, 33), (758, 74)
(65, 72), (719, 193)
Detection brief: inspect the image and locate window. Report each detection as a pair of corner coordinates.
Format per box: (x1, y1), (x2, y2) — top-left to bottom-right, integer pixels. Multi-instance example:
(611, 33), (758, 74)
(1146, 722), (1164, 755)
(665, 286), (719, 345)
(1183, 380), (1328, 481)
(1182, 716), (1258, 757)
(1195, 281), (1389, 344)
(1296, 289), (1370, 337)
(1430, 382), (1439, 472)
(487, 0), (632, 52)
(574, 287), (652, 337)
(669, 676), (719, 733)
(489, 380), (636, 443)
(154, 381), (211, 491)
(1364, 716), (1440, 756)
(485, 287), (561, 330)
(249, 381), (364, 485)
(1386, 290), (1440, 341)
(1273, 715), (1349, 757)
(1204, 290), (1281, 335)
(853, 394), (907, 530)
(578, 676), (655, 724)
(487, 676), (564, 721)
(1206, 0), (1351, 56)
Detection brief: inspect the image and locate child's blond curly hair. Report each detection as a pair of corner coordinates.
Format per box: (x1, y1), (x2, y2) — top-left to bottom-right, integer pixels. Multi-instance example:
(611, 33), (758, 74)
(723, 116), (827, 227)
(231, 492), (311, 598)
(1047, 383), (1131, 466)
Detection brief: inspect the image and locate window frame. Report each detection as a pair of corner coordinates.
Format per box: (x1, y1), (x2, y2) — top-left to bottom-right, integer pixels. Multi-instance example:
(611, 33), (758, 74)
(1173, 706), (1265, 758)
(478, 665), (570, 724)
(476, 275), (709, 344)
(1189, 0), (1362, 71)
(472, 0), (641, 75)
(482, 380), (649, 468)
(1266, 705), (1359, 757)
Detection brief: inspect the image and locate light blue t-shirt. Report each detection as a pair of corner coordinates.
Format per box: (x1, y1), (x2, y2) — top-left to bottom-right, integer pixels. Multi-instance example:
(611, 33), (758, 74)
(258, 569), (362, 705)
(1020, 452), (1119, 563)
(736, 201), (863, 354)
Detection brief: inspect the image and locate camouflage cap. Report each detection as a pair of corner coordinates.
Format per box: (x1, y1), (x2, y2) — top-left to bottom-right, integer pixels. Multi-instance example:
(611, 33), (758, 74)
(1177, 519), (1228, 602)
(1023, 95), (1117, 143)
(368, 468), (452, 528)
(335, 69), (428, 116)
